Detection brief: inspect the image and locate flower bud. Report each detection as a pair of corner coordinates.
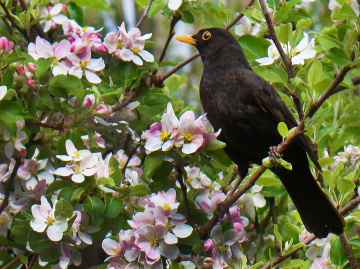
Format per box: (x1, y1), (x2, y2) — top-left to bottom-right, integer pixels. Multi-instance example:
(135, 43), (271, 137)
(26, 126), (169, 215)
(82, 94), (95, 107)
(71, 39), (88, 54)
(92, 42), (107, 54)
(203, 239), (215, 251)
(61, 5), (68, 12)
(27, 79), (35, 86)
(16, 65), (25, 75)
(95, 103), (112, 117)
(27, 62), (36, 72)
(0, 37), (14, 51)
(69, 96), (79, 107)
(203, 258), (214, 268)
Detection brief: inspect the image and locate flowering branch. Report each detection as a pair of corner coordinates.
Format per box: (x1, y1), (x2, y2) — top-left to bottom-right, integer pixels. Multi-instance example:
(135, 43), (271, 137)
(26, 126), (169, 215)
(0, 1), (30, 41)
(175, 165), (194, 227)
(25, 120), (64, 131)
(136, 0), (153, 28)
(197, 63), (353, 239)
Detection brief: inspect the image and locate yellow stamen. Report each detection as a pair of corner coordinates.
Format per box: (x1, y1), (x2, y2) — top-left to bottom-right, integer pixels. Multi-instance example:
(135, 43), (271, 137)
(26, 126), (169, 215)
(132, 46), (140, 54)
(160, 131), (170, 141)
(80, 60), (88, 69)
(163, 203), (170, 211)
(184, 133), (193, 143)
(117, 39), (123, 49)
(150, 236), (159, 247)
(218, 244), (227, 253)
(45, 215), (54, 225)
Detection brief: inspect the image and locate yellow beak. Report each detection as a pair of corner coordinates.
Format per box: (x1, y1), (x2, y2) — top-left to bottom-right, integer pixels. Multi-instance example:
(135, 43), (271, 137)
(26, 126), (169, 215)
(175, 34), (197, 45)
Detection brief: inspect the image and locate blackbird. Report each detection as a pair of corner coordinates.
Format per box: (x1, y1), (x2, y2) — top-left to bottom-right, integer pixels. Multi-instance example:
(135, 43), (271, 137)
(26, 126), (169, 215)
(175, 28), (345, 238)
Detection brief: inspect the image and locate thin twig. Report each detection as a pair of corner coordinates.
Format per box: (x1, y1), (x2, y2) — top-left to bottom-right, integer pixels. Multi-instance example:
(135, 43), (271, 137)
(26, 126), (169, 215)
(332, 74), (360, 95)
(0, 157), (22, 215)
(226, 166), (240, 196)
(0, 2), (30, 41)
(25, 120), (64, 131)
(136, 0), (153, 28)
(122, 145), (139, 173)
(340, 232), (360, 269)
(28, 253), (39, 269)
(1, 16), (13, 34)
(19, 0), (49, 41)
(176, 165), (194, 227)
(3, 256), (21, 269)
(154, 12), (182, 74)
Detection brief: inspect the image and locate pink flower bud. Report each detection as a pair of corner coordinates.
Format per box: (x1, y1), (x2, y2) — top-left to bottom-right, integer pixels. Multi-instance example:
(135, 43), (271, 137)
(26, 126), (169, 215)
(82, 94), (95, 107)
(69, 96), (79, 107)
(16, 65), (25, 74)
(92, 42), (107, 54)
(27, 62), (36, 72)
(62, 5), (68, 12)
(27, 79), (35, 86)
(0, 37), (14, 51)
(71, 40), (88, 54)
(203, 239), (215, 251)
(95, 103), (112, 117)
(17, 148), (27, 158)
(203, 258), (214, 268)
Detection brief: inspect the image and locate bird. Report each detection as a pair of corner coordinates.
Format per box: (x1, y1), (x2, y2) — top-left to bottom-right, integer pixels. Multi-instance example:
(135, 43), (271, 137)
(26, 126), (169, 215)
(175, 28), (345, 238)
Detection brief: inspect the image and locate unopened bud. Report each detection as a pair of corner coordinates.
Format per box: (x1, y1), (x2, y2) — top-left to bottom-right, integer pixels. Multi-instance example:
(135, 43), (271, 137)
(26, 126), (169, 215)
(27, 79), (35, 86)
(27, 62), (36, 72)
(0, 37), (14, 51)
(92, 42), (107, 54)
(16, 65), (25, 74)
(71, 39), (87, 54)
(82, 94), (95, 107)
(95, 103), (112, 117)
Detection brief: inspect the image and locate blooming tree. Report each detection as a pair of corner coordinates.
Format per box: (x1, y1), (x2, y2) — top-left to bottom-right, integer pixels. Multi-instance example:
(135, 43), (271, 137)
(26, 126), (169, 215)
(0, 0), (360, 268)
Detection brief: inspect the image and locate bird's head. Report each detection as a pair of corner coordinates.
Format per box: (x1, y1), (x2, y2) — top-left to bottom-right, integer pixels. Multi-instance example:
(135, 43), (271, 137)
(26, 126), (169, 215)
(175, 28), (251, 70)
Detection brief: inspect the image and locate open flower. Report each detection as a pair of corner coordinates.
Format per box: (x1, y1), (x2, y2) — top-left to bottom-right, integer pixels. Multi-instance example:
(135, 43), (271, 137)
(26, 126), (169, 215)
(287, 33), (316, 65)
(40, 3), (68, 32)
(234, 16), (261, 36)
(67, 53), (105, 83)
(56, 139), (92, 162)
(30, 196), (68, 241)
(104, 22), (154, 66)
(255, 40), (281, 66)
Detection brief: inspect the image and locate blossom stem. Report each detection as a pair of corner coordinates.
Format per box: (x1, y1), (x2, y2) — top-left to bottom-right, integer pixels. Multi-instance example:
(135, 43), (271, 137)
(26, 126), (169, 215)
(136, 0), (153, 28)
(25, 120), (64, 131)
(175, 165), (194, 227)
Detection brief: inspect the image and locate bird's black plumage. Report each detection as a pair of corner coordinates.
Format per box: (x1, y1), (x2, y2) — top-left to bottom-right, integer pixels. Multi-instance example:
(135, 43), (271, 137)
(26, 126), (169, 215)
(176, 28), (345, 238)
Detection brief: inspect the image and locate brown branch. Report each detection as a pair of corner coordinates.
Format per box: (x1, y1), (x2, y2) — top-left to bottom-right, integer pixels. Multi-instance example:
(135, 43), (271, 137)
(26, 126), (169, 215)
(340, 232), (360, 269)
(176, 165), (194, 227)
(0, 157), (21, 215)
(25, 120), (64, 131)
(225, 166), (240, 196)
(1, 16), (13, 34)
(0, 1), (30, 41)
(19, 0), (49, 41)
(11, 0), (17, 14)
(136, 0), (153, 28)
(154, 12), (182, 74)
(332, 74), (360, 95)
(152, 0), (256, 87)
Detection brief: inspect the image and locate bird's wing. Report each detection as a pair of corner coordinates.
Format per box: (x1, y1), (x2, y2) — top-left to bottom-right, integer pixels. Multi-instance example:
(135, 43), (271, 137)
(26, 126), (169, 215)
(250, 72), (322, 171)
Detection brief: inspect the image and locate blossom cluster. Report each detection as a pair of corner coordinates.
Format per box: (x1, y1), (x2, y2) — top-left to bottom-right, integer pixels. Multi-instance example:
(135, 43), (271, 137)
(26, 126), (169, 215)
(143, 103), (219, 154)
(255, 33), (316, 66)
(27, 3), (154, 83)
(325, 145), (360, 170)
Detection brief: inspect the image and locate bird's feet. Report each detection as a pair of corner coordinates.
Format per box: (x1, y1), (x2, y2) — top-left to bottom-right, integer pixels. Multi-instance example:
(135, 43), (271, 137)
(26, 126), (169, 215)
(269, 146), (282, 166)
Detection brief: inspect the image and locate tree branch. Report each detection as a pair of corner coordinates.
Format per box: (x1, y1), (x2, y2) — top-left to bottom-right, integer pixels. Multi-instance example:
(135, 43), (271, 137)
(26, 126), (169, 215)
(340, 232), (360, 269)
(175, 165), (194, 227)
(25, 120), (64, 131)
(136, 0), (153, 28)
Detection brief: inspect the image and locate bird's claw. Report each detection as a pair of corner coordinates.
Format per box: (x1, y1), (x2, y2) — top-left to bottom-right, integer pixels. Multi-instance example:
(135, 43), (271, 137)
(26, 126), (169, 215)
(269, 146), (282, 166)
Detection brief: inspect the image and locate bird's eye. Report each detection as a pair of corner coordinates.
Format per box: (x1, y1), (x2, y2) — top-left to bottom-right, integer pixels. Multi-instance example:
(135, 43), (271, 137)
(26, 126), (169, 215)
(202, 31), (211, 41)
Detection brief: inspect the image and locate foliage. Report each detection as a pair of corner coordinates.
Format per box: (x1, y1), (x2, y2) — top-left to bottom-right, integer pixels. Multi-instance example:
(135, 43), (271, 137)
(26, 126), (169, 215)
(0, 0), (360, 268)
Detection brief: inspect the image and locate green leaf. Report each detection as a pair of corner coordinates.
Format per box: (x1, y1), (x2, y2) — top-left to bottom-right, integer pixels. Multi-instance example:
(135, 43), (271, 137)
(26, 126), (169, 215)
(40, 246), (61, 262)
(49, 75), (84, 100)
(108, 61), (138, 87)
(35, 58), (53, 78)
(331, 4), (358, 20)
(308, 60), (322, 85)
(74, 0), (108, 10)
(105, 197), (123, 218)
(15, 252), (28, 267)
(325, 48), (350, 66)
(203, 139), (226, 151)
(337, 178), (356, 194)
(137, 93), (172, 116)
(71, 187), (85, 203)
(277, 122), (288, 139)
(330, 238), (348, 265)
(274, 224), (283, 247)
(130, 184), (151, 197)
(67, 2), (84, 25)
(54, 198), (74, 218)
(0, 100), (24, 122)
(1, 53), (27, 65)
(282, 259), (304, 268)
(148, 0), (167, 17)
(276, 23), (293, 44)
(280, 158), (292, 170)
(46, 180), (73, 194)
(257, 176), (281, 187)
(152, 161), (174, 182)
(276, 0), (301, 22)
(318, 157), (335, 168)
(144, 151), (166, 179)
(83, 196), (105, 214)
(28, 230), (50, 253)
(239, 35), (271, 60)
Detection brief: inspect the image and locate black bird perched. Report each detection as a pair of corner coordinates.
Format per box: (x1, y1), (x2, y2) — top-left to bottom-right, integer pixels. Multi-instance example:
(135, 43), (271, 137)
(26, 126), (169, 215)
(175, 28), (345, 238)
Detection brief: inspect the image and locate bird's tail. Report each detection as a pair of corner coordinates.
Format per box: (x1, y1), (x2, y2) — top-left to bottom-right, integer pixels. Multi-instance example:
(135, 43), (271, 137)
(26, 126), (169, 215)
(272, 164), (345, 238)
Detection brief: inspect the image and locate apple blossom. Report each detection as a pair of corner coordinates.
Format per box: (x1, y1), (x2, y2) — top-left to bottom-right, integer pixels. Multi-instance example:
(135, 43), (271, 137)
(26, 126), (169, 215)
(56, 139), (92, 162)
(3, 120), (26, 158)
(67, 53), (105, 84)
(287, 33), (316, 65)
(234, 16), (261, 36)
(0, 159), (15, 182)
(40, 3), (68, 32)
(0, 36), (13, 51)
(255, 40), (281, 66)
(30, 196), (68, 241)
(0, 85), (7, 101)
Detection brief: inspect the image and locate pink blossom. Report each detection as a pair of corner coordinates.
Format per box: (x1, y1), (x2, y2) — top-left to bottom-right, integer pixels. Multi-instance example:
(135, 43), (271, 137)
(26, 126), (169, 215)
(40, 3), (68, 32)
(56, 139), (92, 162)
(81, 132), (105, 149)
(0, 159), (15, 182)
(3, 120), (26, 158)
(95, 103), (112, 117)
(67, 53), (105, 84)
(0, 36), (13, 51)
(27, 62), (36, 72)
